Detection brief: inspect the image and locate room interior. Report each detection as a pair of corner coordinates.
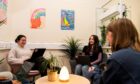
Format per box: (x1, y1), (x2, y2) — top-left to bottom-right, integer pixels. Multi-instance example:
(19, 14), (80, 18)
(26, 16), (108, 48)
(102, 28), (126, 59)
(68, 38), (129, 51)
(0, 0), (140, 84)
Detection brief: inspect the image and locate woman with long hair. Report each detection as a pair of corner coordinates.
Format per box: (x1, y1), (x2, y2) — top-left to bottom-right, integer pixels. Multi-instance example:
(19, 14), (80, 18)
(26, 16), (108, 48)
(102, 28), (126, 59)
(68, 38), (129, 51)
(100, 18), (140, 84)
(75, 35), (103, 79)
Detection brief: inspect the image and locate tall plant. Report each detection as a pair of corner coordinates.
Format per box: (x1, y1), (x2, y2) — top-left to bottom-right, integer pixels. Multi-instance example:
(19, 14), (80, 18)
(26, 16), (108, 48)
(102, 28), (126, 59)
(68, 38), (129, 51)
(63, 37), (81, 60)
(100, 25), (106, 46)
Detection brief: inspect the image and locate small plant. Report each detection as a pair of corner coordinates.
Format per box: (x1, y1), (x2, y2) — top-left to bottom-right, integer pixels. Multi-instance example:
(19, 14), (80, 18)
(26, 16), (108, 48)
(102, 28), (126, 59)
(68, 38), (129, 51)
(40, 53), (59, 72)
(47, 54), (59, 72)
(63, 37), (81, 60)
(0, 58), (4, 64)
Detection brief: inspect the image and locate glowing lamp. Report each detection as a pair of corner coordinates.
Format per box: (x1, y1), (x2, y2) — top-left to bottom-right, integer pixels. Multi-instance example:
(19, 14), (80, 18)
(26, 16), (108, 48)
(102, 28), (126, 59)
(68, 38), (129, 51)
(59, 66), (69, 82)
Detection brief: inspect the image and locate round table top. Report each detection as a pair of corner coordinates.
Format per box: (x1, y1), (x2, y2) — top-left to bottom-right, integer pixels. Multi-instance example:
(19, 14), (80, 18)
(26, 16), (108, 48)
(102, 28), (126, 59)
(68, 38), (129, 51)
(35, 74), (90, 84)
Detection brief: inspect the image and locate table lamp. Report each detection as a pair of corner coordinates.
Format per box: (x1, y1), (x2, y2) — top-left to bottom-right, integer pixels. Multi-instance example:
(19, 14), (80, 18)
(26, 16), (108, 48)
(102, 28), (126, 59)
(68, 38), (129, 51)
(59, 66), (69, 82)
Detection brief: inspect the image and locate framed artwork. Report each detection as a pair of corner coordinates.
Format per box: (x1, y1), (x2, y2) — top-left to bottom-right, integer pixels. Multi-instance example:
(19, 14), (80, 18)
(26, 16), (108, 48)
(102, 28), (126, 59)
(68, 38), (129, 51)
(30, 8), (46, 29)
(61, 10), (74, 30)
(0, 0), (7, 25)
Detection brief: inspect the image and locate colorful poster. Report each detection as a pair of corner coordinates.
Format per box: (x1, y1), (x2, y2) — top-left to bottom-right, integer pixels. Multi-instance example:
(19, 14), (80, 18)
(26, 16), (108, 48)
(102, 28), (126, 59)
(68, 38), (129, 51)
(61, 10), (74, 30)
(0, 0), (7, 25)
(31, 8), (46, 29)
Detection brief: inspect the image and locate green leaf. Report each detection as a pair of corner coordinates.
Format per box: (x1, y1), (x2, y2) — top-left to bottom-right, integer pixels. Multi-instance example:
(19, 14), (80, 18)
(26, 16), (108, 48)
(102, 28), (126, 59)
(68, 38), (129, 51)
(100, 25), (106, 45)
(39, 52), (59, 72)
(62, 37), (81, 59)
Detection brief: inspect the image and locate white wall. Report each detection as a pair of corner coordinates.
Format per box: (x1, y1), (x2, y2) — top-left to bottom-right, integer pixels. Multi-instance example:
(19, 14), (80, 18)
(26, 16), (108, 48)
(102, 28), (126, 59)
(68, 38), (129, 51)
(0, 0), (97, 44)
(96, 0), (140, 34)
(125, 0), (140, 33)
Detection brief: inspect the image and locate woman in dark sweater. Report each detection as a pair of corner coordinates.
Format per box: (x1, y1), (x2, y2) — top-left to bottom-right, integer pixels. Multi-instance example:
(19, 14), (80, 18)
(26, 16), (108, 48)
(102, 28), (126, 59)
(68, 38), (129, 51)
(99, 18), (140, 84)
(75, 35), (103, 78)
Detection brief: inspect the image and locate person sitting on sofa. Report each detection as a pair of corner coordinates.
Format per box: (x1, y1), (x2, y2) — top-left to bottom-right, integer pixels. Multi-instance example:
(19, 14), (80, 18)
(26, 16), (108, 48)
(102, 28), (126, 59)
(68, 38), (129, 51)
(7, 34), (32, 84)
(75, 35), (103, 79)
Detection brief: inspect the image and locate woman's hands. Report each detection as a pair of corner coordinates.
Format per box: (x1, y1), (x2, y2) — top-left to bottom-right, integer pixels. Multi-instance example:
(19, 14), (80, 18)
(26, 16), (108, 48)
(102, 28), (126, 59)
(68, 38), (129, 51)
(90, 62), (94, 65)
(88, 66), (95, 72)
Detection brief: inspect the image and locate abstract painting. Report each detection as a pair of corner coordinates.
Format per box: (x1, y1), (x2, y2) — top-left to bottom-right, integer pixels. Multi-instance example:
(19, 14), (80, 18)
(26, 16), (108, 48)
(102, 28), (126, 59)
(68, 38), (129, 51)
(31, 8), (46, 29)
(0, 0), (7, 25)
(61, 10), (74, 30)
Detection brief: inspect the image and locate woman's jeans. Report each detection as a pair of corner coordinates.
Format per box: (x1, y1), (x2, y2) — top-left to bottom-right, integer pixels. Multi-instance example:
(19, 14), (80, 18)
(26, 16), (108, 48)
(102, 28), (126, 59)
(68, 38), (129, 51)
(75, 64), (101, 78)
(83, 65), (101, 78)
(75, 64), (89, 76)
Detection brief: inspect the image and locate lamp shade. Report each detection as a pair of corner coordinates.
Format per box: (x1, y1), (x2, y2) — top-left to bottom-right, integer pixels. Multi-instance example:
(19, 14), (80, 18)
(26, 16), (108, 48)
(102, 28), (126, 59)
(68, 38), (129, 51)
(59, 66), (69, 81)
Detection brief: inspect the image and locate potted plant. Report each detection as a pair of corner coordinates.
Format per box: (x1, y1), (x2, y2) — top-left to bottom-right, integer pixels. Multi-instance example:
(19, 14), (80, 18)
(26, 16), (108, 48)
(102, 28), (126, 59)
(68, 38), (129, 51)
(40, 53), (59, 82)
(100, 25), (106, 46)
(62, 37), (81, 73)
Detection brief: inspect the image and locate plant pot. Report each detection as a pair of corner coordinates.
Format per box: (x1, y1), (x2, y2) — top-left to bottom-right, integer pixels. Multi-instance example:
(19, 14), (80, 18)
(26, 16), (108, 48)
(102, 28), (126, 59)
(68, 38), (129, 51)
(69, 59), (77, 73)
(47, 70), (58, 82)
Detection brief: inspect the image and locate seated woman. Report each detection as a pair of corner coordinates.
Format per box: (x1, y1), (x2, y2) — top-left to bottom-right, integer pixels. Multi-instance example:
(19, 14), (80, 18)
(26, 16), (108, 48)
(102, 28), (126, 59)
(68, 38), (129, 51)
(75, 35), (103, 79)
(99, 18), (140, 84)
(7, 35), (32, 84)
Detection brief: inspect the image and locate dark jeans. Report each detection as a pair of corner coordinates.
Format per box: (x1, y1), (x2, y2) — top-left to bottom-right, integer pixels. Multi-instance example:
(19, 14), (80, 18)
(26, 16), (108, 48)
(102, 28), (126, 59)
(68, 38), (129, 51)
(81, 65), (102, 84)
(75, 64), (89, 76)
(82, 65), (101, 78)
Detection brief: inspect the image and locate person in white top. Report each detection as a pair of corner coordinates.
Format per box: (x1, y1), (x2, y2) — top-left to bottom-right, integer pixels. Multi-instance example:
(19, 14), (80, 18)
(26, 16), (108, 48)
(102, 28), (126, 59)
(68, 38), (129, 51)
(8, 35), (32, 65)
(7, 35), (32, 84)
